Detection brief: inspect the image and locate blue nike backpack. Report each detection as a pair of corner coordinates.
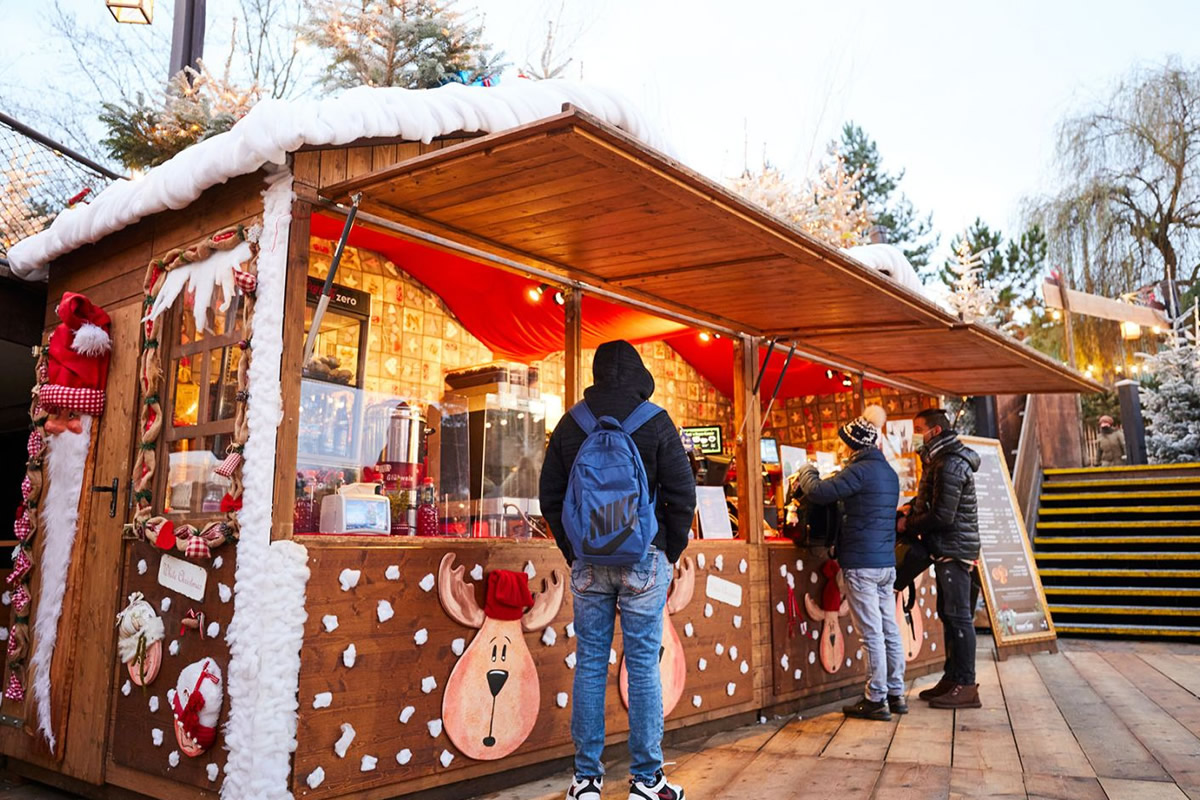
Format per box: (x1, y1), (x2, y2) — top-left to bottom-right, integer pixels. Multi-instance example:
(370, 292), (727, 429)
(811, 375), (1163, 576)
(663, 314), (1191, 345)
(562, 400), (662, 566)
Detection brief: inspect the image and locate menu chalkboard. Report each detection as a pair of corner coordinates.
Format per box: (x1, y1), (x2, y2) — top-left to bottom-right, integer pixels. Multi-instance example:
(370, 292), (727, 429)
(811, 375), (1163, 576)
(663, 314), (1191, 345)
(961, 437), (1057, 652)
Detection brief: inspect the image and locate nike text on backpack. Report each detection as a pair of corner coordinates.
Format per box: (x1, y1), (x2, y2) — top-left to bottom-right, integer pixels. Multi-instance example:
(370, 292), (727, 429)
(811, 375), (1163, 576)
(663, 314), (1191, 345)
(562, 400), (662, 567)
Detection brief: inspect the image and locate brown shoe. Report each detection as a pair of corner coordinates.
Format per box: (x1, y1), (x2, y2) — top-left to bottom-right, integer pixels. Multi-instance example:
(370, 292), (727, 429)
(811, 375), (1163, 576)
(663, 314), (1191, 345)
(917, 676), (955, 701)
(929, 684), (982, 709)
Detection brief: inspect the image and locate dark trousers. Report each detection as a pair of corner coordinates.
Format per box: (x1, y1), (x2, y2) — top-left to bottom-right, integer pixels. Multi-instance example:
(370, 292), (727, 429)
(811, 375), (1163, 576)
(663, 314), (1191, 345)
(935, 560), (977, 685)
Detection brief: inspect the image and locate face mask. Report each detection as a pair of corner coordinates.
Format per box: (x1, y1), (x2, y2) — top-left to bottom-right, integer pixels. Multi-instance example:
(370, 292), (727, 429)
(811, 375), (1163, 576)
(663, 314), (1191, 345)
(1100, 425), (1113, 433)
(911, 432), (925, 451)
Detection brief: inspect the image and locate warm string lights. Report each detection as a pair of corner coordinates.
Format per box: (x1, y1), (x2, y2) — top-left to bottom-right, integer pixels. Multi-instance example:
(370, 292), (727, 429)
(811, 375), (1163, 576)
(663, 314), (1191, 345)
(526, 283), (565, 306)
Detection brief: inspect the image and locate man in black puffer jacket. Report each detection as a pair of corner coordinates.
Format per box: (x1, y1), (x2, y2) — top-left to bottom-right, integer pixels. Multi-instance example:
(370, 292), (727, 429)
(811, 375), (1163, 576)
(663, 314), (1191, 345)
(900, 408), (982, 710)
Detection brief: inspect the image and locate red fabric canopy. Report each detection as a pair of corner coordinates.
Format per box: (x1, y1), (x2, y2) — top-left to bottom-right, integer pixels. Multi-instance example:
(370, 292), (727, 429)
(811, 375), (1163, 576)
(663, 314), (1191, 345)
(310, 213), (862, 400)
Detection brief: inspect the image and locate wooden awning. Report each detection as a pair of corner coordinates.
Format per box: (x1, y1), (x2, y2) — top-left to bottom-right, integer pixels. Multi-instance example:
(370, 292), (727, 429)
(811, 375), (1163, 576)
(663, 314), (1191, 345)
(325, 109), (1099, 396)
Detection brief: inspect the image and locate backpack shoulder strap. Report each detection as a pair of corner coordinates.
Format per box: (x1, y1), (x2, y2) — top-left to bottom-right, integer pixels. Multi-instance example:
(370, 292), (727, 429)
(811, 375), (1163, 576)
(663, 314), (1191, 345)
(620, 401), (663, 435)
(568, 401), (599, 435)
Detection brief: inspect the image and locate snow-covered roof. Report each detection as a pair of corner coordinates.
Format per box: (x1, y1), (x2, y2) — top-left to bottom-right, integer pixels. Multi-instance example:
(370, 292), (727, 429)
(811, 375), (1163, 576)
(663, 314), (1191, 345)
(842, 243), (926, 295)
(7, 81), (667, 281)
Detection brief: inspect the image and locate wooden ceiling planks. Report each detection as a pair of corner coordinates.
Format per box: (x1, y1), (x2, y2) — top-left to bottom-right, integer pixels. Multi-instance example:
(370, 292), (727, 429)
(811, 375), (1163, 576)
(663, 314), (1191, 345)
(325, 109), (1098, 396)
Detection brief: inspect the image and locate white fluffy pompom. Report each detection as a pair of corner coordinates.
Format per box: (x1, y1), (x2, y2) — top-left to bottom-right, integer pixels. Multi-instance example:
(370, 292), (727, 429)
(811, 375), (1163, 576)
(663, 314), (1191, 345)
(71, 322), (112, 356)
(306, 767), (325, 788)
(862, 404), (887, 429)
(334, 723), (356, 758)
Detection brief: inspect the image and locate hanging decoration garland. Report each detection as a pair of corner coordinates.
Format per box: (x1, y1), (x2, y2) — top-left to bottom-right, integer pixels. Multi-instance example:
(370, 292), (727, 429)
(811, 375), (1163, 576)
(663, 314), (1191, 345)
(4, 347), (49, 702)
(124, 224), (260, 559)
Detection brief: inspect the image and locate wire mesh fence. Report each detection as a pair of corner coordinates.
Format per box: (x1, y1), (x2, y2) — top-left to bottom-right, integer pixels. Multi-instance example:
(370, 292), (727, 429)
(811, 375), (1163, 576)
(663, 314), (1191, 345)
(0, 112), (122, 261)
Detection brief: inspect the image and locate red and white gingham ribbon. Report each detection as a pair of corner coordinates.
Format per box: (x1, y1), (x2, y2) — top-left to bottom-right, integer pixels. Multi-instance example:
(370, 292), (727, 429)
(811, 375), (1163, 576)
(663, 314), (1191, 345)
(39, 384), (105, 416)
(233, 268), (257, 294)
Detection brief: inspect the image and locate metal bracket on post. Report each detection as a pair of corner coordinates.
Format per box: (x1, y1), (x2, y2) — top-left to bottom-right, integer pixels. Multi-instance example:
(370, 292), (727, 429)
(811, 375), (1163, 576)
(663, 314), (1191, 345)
(1115, 379), (1148, 465)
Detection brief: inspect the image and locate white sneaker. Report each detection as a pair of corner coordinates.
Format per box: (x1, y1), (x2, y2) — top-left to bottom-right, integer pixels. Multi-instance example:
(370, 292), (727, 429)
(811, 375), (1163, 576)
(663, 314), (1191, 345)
(628, 772), (685, 800)
(567, 776), (603, 800)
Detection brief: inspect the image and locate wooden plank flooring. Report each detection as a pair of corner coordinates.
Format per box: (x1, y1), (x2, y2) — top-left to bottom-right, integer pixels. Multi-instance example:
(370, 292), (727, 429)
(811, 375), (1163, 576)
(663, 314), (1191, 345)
(476, 636), (1200, 800)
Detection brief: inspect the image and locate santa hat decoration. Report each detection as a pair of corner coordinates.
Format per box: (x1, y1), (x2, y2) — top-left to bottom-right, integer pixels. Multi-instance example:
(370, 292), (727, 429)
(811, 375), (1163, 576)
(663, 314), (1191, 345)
(172, 658), (223, 757)
(484, 570), (534, 621)
(40, 293), (112, 417)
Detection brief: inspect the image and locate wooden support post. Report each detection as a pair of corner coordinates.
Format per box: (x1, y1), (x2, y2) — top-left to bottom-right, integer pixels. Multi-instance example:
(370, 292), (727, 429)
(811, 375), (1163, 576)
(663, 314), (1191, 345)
(733, 336), (764, 544)
(564, 288), (583, 407)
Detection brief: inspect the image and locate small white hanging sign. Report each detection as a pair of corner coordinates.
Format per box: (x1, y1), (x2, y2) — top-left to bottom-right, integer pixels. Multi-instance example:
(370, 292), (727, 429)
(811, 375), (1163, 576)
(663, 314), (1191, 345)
(158, 554), (208, 601)
(705, 575), (743, 608)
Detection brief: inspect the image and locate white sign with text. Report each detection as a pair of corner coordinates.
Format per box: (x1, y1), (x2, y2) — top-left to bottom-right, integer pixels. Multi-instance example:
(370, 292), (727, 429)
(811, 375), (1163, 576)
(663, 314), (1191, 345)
(158, 553), (208, 602)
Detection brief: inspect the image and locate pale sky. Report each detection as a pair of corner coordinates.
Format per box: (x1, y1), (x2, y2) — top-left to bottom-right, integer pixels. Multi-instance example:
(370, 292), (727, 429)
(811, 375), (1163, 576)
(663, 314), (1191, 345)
(4, 0), (1200, 266)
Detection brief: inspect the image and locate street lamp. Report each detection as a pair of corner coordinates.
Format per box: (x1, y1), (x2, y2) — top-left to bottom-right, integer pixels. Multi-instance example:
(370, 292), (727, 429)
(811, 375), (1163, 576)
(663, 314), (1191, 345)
(106, 0), (153, 24)
(1120, 321), (1142, 340)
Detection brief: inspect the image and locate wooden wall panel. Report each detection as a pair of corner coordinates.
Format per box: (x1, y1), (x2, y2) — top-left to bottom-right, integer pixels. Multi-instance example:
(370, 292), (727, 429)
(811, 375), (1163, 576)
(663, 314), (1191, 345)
(293, 539), (753, 799)
(766, 545), (945, 702)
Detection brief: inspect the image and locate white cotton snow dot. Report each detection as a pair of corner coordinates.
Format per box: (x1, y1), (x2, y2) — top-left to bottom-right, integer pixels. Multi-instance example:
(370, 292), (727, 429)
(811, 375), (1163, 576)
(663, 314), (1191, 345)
(794, 668), (803, 680)
(343, 644), (357, 668)
(733, 615), (743, 629)
(169, 639), (180, 656)
(565, 652), (577, 669)
(714, 555), (724, 571)
(168, 751), (180, 768)
(847, 625), (854, 634)
(698, 658), (708, 671)
(427, 719), (443, 738)
(451, 638), (466, 656)
(206, 763), (219, 782)
(808, 652), (816, 664)
(729, 645), (738, 661)
(385, 565), (400, 581)
(0, 630), (7, 642)
(781, 654), (790, 670)
(470, 564), (484, 581)
(810, 573), (818, 584)
(684, 622), (694, 637)
(334, 723), (356, 758)
(931, 586), (937, 595)
(704, 603), (714, 618)
(541, 627), (557, 646)
(795, 559), (804, 572)
(361, 755), (377, 772)
(566, 622), (576, 638)
(339, 568), (361, 591)
(396, 749), (412, 765)
(377, 601), (395, 623)
(697, 553), (706, 569)
(786, 573), (795, 589)
(846, 659), (852, 668)
(137, 559), (148, 575)
(739, 559), (748, 574)
(167, 689), (176, 706)
(856, 649), (863, 661)
(414, 628), (428, 646)
(322, 615), (339, 633)
(121, 680), (131, 697)
(151, 728), (163, 747)
(160, 597), (171, 612)
(439, 750), (454, 768)
(307, 767), (325, 788)
(920, 586), (927, 596)
(213, 556), (223, 570)
(313, 692), (332, 709)
(149, 696), (159, 713)
(609, 649), (617, 666)
(218, 583), (232, 603)
(776, 601), (786, 614)
(811, 630), (820, 641)
(919, 598), (926, 607)
(726, 682), (736, 697)
(692, 695), (702, 708)
(524, 561), (537, 579)
(715, 643), (725, 656)
(931, 642), (938, 652)
(399, 705), (415, 724)
(740, 660), (749, 674)
(1, 592), (10, 606)
(926, 608), (932, 618)
(556, 692), (569, 708)
(779, 564), (788, 578)
(421, 675), (437, 694)
(419, 573), (435, 592)
(206, 621), (220, 638)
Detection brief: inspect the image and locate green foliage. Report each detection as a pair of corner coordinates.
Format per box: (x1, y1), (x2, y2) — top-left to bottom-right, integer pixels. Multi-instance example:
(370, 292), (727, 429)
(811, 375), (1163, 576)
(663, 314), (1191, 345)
(1080, 391), (1121, 427)
(942, 218), (1048, 339)
(839, 122), (938, 272)
(1140, 332), (1200, 463)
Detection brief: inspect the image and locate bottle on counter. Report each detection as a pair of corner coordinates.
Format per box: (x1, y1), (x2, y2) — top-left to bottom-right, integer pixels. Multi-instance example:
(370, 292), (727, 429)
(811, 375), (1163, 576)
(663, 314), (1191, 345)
(417, 478), (438, 537)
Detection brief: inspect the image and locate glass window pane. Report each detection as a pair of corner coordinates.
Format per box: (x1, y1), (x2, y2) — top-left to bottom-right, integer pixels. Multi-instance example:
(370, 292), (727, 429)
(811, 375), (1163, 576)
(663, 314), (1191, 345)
(208, 346), (242, 422)
(303, 305), (361, 387)
(164, 438), (230, 518)
(173, 358), (200, 427)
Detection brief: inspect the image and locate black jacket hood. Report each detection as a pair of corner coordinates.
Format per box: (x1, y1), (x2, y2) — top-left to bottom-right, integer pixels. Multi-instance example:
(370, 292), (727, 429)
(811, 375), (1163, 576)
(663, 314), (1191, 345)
(585, 340), (655, 402)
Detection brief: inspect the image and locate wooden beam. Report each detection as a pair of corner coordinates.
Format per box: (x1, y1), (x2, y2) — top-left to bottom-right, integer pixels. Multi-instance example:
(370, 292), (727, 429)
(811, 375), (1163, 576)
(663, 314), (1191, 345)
(564, 288), (582, 406)
(733, 337), (764, 544)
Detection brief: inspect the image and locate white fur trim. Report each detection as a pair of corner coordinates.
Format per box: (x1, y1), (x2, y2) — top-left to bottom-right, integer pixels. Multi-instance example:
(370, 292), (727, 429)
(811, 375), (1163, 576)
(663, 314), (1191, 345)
(30, 414), (93, 751)
(71, 322), (111, 356)
(221, 171), (311, 800)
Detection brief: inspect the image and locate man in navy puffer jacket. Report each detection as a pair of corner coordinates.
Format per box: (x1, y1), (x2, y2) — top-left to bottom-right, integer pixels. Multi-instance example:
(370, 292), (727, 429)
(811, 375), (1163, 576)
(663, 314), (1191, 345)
(796, 406), (904, 721)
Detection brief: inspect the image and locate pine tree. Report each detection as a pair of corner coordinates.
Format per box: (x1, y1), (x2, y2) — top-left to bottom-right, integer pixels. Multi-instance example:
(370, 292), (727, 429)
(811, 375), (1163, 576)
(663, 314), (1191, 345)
(299, 0), (507, 90)
(0, 150), (51, 255)
(942, 219), (1047, 338)
(839, 122), (938, 272)
(944, 235), (994, 323)
(1140, 326), (1200, 463)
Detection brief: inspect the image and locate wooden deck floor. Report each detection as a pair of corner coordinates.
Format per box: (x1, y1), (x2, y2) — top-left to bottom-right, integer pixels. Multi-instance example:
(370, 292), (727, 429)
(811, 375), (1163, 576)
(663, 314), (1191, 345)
(475, 636), (1200, 800)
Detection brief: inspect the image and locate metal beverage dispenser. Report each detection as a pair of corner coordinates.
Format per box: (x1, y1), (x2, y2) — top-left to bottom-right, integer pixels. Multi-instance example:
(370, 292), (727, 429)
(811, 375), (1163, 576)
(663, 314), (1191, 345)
(377, 402), (434, 535)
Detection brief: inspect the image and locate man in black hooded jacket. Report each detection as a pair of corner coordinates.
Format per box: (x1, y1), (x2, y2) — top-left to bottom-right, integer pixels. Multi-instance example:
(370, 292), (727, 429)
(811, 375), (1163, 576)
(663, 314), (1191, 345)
(539, 340), (695, 800)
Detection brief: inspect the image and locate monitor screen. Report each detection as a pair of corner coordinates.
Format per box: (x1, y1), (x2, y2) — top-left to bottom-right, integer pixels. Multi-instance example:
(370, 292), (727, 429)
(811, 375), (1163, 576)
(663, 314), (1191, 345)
(760, 437), (780, 465)
(681, 425), (724, 455)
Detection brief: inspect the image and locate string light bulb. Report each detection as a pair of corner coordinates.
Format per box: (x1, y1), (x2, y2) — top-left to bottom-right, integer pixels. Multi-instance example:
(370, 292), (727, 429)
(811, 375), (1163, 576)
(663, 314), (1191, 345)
(698, 332), (711, 343)
(552, 290), (565, 306)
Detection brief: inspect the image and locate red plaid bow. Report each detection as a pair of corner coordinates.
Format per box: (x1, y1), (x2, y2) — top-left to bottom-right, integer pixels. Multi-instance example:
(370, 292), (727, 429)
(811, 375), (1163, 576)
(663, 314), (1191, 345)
(27, 429), (43, 458)
(4, 673), (24, 702)
(219, 494), (242, 514)
(11, 586), (30, 614)
(181, 522), (228, 560)
(233, 268), (257, 294)
(8, 551), (31, 585)
(13, 510), (30, 542)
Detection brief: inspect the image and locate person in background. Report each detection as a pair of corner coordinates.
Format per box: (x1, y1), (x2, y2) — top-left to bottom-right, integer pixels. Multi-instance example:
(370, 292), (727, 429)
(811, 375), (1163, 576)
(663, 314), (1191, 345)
(1094, 415), (1126, 467)
(898, 408), (983, 710)
(795, 405), (905, 721)
(539, 340), (696, 800)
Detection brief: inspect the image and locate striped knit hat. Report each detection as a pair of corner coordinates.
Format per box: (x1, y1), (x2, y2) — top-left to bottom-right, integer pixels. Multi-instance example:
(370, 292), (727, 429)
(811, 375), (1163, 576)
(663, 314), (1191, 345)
(838, 405), (887, 450)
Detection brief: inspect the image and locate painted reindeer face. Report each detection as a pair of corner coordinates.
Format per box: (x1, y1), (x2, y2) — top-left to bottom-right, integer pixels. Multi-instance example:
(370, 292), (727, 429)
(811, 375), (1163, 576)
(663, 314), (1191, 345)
(619, 556), (695, 716)
(437, 553), (564, 761)
(804, 561), (849, 674)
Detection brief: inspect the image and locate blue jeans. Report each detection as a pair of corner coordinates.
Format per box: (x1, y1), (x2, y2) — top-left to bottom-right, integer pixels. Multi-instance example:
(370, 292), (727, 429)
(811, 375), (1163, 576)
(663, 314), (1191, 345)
(570, 548), (670, 785)
(843, 566), (906, 702)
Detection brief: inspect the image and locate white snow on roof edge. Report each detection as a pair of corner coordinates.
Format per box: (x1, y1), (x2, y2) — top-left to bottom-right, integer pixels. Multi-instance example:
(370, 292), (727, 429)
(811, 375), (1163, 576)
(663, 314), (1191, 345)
(7, 81), (669, 281)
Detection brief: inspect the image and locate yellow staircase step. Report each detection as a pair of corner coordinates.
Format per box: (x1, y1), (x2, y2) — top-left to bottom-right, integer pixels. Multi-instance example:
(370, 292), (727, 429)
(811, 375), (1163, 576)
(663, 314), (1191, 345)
(1039, 505), (1200, 516)
(1039, 490), (1200, 501)
(1045, 463), (1200, 476)
(1049, 604), (1200, 617)
(1039, 567), (1200, 578)
(1036, 552), (1200, 561)
(1037, 520), (1200, 529)
(1034, 535), (1200, 546)
(1042, 476), (1200, 490)
(1043, 586), (1200, 598)
(1055, 622), (1200, 637)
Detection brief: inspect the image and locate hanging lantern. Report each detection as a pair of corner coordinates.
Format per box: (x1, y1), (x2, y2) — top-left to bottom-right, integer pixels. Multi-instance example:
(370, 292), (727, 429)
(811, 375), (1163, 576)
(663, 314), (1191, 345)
(106, 0), (154, 24)
(1120, 321), (1142, 340)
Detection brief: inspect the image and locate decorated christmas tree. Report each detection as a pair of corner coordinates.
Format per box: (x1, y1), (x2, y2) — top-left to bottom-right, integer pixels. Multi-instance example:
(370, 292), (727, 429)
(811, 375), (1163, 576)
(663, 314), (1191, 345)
(1140, 319), (1200, 463)
(945, 236), (994, 323)
(1, 150), (50, 254)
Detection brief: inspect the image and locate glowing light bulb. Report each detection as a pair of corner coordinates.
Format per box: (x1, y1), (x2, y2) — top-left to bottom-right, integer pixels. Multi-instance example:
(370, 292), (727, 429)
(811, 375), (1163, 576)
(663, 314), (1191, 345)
(698, 332), (711, 343)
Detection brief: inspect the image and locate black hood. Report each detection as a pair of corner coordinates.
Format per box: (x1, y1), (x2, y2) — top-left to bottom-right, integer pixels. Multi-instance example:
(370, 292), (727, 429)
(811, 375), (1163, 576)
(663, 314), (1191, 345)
(926, 431), (981, 472)
(585, 340), (655, 402)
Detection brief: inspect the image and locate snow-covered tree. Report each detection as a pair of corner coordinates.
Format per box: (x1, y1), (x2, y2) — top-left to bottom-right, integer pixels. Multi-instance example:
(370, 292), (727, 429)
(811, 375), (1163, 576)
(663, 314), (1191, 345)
(1140, 324), (1200, 463)
(1, 150), (50, 255)
(945, 236), (995, 323)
